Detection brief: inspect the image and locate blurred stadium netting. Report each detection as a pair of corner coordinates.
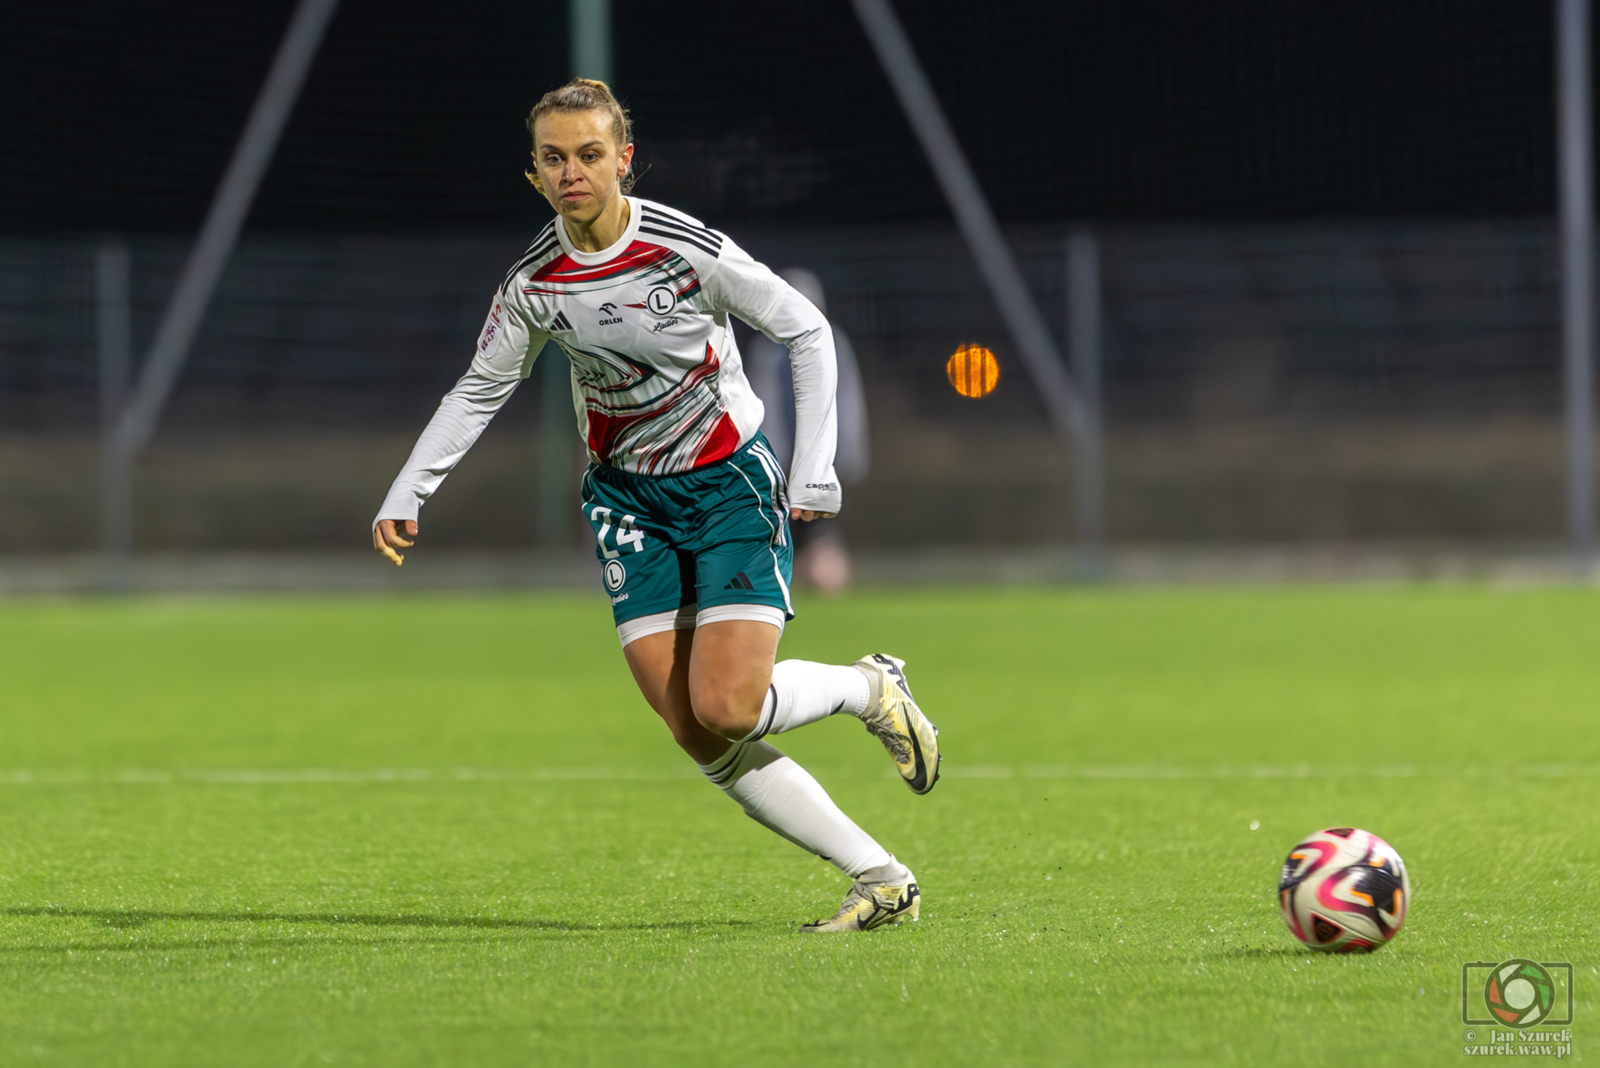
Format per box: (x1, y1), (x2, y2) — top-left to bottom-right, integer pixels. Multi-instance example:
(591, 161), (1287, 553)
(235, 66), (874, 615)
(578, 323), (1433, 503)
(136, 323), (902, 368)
(0, 0), (1587, 582)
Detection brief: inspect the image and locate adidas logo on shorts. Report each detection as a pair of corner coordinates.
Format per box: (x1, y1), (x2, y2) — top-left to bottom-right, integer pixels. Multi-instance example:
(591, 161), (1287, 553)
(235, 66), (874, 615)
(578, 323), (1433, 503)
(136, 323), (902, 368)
(723, 571), (755, 591)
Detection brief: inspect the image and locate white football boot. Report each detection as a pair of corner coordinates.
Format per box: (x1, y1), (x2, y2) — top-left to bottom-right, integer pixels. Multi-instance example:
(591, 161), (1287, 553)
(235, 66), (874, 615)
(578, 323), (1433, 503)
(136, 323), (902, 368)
(800, 867), (920, 933)
(853, 653), (941, 794)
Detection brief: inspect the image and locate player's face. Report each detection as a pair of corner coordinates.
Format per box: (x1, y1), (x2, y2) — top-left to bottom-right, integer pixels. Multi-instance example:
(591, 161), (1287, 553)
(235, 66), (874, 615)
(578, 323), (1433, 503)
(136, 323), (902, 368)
(531, 110), (634, 226)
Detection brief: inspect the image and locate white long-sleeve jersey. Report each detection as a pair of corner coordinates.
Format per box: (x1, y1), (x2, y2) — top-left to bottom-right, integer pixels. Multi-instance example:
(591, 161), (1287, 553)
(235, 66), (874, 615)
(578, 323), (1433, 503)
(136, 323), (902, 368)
(375, 197), (841, 527)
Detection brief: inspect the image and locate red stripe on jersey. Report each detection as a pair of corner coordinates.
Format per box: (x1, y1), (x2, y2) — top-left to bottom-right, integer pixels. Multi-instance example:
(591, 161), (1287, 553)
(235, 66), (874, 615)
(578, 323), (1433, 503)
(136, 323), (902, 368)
(585, 343), (729, 469)
(692, 412), (742, 467)
(527, 241), (674, 286)
(585, 408), (649, 466)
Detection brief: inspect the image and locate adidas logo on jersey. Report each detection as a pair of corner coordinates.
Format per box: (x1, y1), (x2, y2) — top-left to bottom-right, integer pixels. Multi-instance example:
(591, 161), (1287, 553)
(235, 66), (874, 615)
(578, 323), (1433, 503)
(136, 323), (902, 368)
(545, 310), (573, 332)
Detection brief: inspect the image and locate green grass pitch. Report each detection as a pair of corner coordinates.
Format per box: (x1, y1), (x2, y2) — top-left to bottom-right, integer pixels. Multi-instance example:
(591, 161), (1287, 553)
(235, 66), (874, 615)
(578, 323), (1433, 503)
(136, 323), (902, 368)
(0, 586), (1594, 1065)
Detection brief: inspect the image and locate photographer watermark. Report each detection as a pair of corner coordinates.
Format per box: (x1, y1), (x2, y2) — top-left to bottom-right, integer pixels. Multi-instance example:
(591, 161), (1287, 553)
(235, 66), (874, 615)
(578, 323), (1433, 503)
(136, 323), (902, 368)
(1461, 960), (1575, 1057)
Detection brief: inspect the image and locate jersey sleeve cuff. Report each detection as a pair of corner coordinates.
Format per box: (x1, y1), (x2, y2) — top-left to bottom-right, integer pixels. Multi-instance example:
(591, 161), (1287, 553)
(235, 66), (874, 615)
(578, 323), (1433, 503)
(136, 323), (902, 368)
(372, 498), (422, 530)
(788, 484), (842, 515)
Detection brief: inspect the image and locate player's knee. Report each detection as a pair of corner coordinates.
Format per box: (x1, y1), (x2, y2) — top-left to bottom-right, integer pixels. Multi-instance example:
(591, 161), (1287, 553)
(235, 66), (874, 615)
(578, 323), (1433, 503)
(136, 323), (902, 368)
(689, 686), (761, 740)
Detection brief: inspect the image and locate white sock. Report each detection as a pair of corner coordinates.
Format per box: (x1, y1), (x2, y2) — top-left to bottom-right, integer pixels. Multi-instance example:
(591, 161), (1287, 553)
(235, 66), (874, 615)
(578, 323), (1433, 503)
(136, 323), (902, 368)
(697, 739), (894, 878)
(743, 660), (871, 741)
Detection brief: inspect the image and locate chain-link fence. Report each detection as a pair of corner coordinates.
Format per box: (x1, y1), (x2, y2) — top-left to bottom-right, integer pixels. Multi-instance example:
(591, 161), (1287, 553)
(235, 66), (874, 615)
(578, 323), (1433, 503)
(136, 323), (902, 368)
(0, 217), (1573, 555)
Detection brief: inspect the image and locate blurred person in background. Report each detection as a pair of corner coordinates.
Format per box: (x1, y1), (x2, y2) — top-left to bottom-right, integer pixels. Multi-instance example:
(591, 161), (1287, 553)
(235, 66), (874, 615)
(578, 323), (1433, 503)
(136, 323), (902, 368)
(371, 80), (938, 932)
(745, 268), (870, 594)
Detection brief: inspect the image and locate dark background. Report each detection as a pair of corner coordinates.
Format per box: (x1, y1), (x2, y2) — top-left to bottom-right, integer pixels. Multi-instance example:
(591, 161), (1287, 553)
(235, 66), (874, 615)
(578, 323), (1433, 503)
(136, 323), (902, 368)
(0, 0), (1589, 554)
(0, 0), (1569, 235)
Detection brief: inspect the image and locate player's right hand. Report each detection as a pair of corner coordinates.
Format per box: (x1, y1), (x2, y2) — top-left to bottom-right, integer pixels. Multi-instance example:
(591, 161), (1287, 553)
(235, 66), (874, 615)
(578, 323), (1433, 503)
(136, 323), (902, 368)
(374, 519), (417, 566)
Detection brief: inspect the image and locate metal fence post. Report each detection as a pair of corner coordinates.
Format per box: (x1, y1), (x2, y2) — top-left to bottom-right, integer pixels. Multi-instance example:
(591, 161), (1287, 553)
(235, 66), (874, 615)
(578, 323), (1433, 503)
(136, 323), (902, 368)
(850, 0), (1094, 576)
(544, 0), (612, 548)
(107, 0), (341, 527)
(539, 348), (574, 547)
(570, 0), (612, 86)
(1557, 0), (1596, 576)
(96, 241), (133, 587)
(1067, 230), (1106, 579)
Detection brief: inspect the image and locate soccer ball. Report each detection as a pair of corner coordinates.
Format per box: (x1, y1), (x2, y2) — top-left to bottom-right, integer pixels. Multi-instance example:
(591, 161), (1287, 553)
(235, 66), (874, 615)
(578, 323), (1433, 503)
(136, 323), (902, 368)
(1278, 827), (1410, 953)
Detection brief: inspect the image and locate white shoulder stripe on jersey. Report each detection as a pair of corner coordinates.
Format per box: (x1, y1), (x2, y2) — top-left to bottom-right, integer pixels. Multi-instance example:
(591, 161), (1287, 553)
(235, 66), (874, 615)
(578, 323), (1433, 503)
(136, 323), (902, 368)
(640, 207), (724, 252)
(639, 225), (721, 259)
(500, 223), (559, 291)
(640, 223), (723, 254)
(510, 221), (556, 260)
(504, 241), (558, 288)
(641, 204), (715, 233)
(640, 201), (713, 230)
(507, 237), (558, 276)
(639, 211), (718, 241)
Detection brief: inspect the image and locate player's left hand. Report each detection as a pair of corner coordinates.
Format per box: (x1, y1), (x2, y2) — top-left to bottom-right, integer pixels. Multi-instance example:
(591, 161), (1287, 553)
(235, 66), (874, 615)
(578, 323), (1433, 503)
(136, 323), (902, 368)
(790, 509), (836, 522)
(373, 518), (417, 566)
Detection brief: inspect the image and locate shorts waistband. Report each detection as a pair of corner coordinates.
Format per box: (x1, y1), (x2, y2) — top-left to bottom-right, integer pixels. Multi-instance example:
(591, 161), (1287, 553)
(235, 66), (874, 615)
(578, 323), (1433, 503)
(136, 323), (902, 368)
(588, 433), (767, 484)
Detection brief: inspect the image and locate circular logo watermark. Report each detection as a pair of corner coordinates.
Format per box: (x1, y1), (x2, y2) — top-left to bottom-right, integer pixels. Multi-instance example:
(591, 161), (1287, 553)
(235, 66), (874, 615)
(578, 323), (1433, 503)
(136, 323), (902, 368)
(1483, 959), (1557, 1028)
(603, 560), (626, 592)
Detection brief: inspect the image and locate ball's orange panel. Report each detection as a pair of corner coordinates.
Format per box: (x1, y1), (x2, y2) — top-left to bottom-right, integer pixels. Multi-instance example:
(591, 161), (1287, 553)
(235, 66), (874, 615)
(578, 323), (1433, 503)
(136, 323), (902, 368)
(946, 344), (998, 398)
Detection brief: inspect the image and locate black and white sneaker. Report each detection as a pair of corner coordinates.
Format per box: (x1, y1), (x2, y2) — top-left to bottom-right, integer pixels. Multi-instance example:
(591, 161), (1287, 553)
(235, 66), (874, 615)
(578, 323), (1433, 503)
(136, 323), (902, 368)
(852, 653), (941, 794)
(799, 872), (920, 933)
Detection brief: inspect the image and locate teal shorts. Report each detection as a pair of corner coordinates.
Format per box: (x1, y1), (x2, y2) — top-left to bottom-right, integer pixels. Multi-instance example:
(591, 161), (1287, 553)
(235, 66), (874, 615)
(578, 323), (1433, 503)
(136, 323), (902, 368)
(580, 434), (795, 644)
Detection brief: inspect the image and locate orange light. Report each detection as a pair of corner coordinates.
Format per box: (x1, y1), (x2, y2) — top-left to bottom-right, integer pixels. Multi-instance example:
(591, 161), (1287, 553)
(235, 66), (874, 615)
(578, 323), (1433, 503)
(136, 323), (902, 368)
(946, 344), (999, 398)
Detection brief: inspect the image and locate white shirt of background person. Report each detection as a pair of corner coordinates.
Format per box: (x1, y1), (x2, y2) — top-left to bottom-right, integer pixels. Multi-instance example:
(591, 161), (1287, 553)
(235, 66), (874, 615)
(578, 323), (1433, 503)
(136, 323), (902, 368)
(745, 267), (870, 485)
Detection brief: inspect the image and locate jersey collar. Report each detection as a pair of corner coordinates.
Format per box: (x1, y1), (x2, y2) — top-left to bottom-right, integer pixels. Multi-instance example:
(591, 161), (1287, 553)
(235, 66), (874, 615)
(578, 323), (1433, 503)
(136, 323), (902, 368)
(553, 196), (640, 265)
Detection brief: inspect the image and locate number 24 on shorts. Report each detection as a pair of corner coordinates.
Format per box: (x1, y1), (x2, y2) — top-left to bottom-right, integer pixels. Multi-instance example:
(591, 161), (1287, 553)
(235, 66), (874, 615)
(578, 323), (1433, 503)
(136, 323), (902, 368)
(590, 506), (645, 559)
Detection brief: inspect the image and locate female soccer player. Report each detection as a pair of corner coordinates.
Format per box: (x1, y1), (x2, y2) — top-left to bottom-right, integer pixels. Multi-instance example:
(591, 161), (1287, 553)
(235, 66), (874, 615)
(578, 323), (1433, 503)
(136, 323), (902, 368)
(373, 80), (940, 932)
